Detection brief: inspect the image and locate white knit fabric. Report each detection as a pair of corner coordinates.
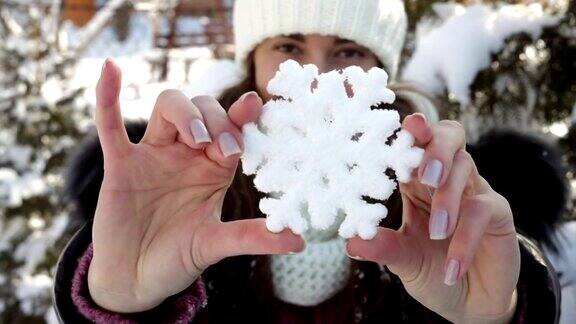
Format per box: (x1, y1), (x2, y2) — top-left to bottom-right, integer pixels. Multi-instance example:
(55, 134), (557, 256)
(233, 0), (408, 80)
(270, 238), (351, 307)
(270, 209), (351, 306)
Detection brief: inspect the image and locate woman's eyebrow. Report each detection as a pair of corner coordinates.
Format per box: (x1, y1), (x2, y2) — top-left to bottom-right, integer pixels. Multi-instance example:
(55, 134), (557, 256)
(335, 38), (355, 45)
(283, 34), (305, 42)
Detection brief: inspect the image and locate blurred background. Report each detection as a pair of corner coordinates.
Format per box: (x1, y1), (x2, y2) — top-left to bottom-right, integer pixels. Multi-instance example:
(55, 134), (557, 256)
(0, 0), (574, 323)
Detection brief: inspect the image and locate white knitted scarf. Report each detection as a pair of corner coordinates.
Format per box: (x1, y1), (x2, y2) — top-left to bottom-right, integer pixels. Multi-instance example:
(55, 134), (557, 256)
(270, 211), (351, 306)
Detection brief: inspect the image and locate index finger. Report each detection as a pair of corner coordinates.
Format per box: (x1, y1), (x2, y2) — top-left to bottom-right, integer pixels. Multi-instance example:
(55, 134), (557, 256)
(402, 113), (433, 147)
(95, 58), (131, 160)
(227, 91), (264, 127)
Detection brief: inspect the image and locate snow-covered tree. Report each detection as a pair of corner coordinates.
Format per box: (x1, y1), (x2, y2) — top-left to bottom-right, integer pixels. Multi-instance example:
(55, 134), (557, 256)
(402, 0), (575, 214)
(0, 1), (91, 322)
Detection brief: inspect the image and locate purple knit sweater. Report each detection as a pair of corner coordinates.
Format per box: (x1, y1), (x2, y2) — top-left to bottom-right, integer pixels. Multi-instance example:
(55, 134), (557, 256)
(71, 244), (207, 324)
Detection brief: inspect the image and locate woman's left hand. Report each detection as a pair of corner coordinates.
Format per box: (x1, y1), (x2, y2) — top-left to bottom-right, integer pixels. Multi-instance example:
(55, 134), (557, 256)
(346, 113), (520, 323)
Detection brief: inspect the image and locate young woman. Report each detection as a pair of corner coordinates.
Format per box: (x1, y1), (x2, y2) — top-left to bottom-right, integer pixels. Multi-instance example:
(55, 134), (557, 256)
(53, 0), (560, 322)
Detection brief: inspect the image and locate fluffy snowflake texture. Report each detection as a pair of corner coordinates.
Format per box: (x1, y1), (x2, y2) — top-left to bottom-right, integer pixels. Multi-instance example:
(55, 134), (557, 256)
(241, 60), (424, 240)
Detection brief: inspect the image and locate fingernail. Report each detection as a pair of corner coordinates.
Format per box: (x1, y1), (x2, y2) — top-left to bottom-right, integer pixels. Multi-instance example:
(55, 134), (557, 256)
(96, 59), (118, 108)
(413, 113), (428, 124)
(421, 159), (443, 188)
(219, 132), (242, 157)
(100, 59), (108, 76)
(190, 119), (211, 144)
(429, 208), (448, 240)
(444, 259), (460, 286)
(288, 238), (306, 254)
(287, 245), (305, 255)
(239, 91), (258, 103)
(346, 251), (364, 261)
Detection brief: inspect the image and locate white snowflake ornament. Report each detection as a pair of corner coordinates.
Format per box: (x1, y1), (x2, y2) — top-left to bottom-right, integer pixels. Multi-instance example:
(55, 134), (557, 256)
(241, 60), (424, 240)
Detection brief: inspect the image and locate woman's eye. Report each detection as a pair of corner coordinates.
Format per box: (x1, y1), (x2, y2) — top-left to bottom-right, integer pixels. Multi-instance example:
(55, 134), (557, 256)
(335, 48), (366, 59)
(275, 44), (301, 54)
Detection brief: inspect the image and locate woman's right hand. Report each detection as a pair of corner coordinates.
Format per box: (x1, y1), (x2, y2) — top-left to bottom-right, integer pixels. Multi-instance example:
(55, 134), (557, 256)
(87, 59), (305, 313)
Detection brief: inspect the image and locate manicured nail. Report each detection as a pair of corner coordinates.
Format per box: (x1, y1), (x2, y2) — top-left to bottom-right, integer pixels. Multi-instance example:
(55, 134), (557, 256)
(346, 251), (364, 260)
(190, 119), (211, 144)
(100, 59), (108, 76)
(421, 159), (443, 188)
(412, 113), (427, 124)
(444, 259), (460, 286)
(429, 208), (448, 240)
(96, 59), (118, 108)
(239, 91), (258, 103)
(288, 238), (306, 254)
(219, 132), (241, 157)
(287, 245), (305, 255)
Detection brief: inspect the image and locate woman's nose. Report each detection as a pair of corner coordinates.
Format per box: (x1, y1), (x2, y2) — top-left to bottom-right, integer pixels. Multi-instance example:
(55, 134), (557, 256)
(301, 55), (330, 73)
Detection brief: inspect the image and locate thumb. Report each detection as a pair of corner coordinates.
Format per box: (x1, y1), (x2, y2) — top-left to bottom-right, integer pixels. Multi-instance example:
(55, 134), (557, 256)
(196, 218), (305, 267)
(227, 91), (264, 127)
(346, 227), (423, 282)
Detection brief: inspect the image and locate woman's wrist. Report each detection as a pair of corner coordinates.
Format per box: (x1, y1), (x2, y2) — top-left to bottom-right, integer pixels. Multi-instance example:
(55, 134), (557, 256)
(444, 287), (518, 324)
(480, 288), (518, 324)
(87, 265), (166, 313)
(498, 288), (518, 324)
(72, 243), (208, 323)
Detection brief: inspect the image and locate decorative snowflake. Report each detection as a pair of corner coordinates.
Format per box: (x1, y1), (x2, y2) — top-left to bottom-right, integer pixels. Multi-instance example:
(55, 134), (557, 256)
(241, 60), (424, 240)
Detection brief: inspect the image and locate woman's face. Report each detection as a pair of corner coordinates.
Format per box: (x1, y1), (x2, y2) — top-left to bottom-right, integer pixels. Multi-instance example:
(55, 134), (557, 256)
(253, 34), (381, 102)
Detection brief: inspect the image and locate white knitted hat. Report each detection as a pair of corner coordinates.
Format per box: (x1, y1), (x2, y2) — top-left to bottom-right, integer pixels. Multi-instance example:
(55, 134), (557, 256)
(233, 0), (408, 81)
